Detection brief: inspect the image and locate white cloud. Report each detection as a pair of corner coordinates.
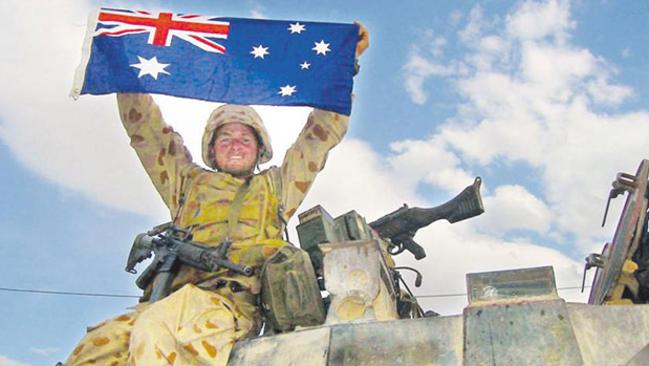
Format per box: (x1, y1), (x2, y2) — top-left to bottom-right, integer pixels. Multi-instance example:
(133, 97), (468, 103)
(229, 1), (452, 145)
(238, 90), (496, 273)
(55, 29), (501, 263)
(448, 10), (463, 28)
(388, 137), (472, 193)
(249, 2), (268, 19)
(0, 0), (167, 218)
(473, 185), (552, 235)
(298, 138), (419, 223)
(423, 31), (448, 58)
(397, 0), (649, 254)
(459, 5), (488, 44)
(621, 47), (631, 58)
(586, 76), (633, 106)
(401, 29), (457, 104)
(505, 0), (573, 42)
(0, 355), (30, 366)
(402, 49), (454, 105)
(520, 44), (595, 96)
(479, 35), (506, 54)
(29, 347), (60, 357)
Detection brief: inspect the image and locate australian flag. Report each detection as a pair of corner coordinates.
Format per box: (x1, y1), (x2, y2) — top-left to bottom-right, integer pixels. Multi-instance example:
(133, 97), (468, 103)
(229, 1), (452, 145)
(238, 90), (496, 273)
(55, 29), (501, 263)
(71, 8), (359, 115)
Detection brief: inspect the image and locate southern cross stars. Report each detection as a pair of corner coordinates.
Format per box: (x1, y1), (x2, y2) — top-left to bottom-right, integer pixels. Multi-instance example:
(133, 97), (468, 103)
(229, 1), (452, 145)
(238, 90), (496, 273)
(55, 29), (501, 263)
(312, 40), (330, 55)
(251, 45), (269, 59)
(278, 85), (297, 96)
(288, 22), (306, 34)
(130, 56), (170, 79)
(249, 22), (333, 99)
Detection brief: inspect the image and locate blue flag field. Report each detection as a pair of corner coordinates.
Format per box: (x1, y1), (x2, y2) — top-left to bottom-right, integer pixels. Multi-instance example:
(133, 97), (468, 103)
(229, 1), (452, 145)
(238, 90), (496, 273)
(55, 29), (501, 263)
(71, 8), (359, 115)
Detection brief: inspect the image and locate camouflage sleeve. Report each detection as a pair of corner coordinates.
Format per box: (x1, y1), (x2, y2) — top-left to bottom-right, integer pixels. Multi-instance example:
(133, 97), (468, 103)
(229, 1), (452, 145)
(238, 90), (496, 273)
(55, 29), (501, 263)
(280, 109), (349, 220)
(116, 93), (196, 215)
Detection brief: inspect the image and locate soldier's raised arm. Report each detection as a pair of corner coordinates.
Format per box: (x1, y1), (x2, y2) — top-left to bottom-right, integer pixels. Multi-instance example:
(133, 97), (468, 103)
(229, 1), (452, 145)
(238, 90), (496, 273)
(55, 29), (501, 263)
(278, 22), (369, 220)
(279, 110), (348, 219)
(116, 93), (198, 216)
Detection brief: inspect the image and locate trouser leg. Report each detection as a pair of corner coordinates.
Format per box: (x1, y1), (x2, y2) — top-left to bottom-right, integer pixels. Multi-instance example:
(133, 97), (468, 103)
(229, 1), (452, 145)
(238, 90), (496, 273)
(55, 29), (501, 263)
(66, 307), (144, 366)
(129, 284), (255, 366)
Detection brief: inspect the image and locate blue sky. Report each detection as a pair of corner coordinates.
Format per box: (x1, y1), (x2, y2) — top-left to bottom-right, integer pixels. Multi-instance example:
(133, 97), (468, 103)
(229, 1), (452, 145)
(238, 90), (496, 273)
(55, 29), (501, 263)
(1, 1), (648, 365)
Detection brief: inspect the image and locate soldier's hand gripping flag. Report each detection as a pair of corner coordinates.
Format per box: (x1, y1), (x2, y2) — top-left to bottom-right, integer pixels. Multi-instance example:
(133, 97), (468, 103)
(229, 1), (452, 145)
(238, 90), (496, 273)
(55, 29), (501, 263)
(71, 8), (359, 115)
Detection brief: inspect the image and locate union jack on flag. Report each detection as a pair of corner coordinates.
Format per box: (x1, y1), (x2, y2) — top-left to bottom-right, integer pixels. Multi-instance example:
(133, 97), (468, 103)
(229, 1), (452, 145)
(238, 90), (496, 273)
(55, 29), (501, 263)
(71, 8), (359, 115)
(95, 8), (230, 54)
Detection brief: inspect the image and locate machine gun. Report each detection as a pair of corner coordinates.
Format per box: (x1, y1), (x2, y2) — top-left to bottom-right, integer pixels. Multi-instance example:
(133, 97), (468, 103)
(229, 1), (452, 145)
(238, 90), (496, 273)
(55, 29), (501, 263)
(369, 177), (484, 259)
(125, 223), (254, 302)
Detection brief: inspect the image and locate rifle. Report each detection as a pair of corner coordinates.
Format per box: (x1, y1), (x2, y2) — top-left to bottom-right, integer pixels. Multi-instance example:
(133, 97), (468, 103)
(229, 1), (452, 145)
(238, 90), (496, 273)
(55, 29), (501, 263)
(125, 223), (254, 302)
(369, 177), (484, 260)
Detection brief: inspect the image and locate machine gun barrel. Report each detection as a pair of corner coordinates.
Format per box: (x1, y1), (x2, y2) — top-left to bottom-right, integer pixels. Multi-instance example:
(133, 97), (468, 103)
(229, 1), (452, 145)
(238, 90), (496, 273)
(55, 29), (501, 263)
(369, 177), (484, 259)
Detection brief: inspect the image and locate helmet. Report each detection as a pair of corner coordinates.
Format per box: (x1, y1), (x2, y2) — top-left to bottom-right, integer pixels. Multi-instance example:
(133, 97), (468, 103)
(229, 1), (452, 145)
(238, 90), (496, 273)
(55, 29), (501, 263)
(201, 104), (273, 169)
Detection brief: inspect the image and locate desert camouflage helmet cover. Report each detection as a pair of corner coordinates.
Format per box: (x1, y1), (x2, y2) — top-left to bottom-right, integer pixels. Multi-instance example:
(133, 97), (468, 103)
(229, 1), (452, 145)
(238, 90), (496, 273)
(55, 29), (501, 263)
(202, 104), (273, 169)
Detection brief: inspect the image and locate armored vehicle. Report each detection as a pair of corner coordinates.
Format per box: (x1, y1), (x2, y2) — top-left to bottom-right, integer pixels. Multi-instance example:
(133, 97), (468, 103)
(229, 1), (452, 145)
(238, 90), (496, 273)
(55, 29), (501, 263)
(223, 159), (649, 366)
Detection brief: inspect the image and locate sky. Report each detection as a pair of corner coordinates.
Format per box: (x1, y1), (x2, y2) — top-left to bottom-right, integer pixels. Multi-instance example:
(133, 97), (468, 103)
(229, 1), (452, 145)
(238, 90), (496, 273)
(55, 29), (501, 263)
(1, 0), (648, 364)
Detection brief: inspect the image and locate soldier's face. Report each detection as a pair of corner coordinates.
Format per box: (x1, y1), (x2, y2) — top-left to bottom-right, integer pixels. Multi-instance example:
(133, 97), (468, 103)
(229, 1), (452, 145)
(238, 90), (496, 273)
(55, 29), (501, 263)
(213, 122), (259, 176)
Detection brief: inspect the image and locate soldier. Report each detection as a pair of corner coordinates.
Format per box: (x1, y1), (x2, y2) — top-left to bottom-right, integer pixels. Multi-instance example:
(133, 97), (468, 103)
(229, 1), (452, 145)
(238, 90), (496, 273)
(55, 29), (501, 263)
(65, 24), (369, 366)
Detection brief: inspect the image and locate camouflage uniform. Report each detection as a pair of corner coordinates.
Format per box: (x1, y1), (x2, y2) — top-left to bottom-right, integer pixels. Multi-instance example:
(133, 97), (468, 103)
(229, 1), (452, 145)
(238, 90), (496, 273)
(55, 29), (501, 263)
(66, 93), (349, 365)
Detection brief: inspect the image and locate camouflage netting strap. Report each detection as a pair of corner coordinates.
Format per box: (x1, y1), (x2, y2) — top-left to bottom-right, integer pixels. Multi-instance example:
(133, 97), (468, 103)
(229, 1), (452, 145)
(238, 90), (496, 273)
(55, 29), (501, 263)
(260, 245), (325, 332)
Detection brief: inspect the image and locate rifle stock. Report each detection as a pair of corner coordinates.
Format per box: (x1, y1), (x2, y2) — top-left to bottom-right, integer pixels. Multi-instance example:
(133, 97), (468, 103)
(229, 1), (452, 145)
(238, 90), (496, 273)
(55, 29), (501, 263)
(370, 177), (484, 259)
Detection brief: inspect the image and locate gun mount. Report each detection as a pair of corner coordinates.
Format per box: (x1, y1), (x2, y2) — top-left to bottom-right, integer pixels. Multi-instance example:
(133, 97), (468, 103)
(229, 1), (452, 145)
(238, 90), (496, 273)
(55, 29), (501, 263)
(292, 177), (485, 324)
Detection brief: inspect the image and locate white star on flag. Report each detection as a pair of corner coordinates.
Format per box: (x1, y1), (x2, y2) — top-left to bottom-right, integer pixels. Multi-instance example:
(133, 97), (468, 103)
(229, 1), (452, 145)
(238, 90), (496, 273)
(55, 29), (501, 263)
(300, 61), (311, 70)
(312, 40), (331, 55)
(129, 56), (170, 79)
(278, 85), (297, 96)
(251, 45), (269, 59)
(288, 22), (306, 34)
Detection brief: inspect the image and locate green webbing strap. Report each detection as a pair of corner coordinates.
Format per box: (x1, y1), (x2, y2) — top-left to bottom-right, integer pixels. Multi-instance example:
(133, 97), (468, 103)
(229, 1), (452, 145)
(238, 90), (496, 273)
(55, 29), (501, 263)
(172, 170), (194, 225)
(268, 167), (290, 241)
(227, 178), (252, 238)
